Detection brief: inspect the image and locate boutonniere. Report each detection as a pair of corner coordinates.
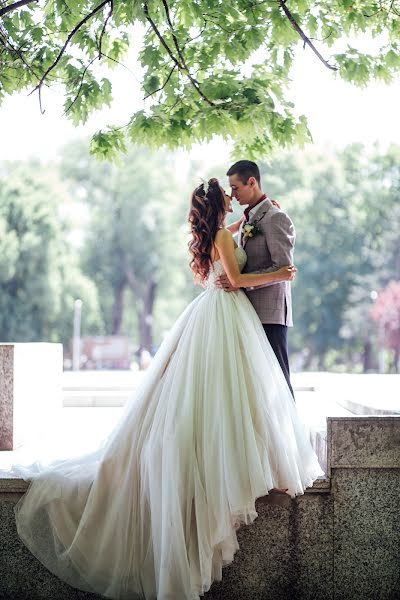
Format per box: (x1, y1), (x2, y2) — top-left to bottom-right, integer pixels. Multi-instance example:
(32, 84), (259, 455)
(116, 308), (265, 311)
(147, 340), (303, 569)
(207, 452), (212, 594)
(242, 220), (262, 240)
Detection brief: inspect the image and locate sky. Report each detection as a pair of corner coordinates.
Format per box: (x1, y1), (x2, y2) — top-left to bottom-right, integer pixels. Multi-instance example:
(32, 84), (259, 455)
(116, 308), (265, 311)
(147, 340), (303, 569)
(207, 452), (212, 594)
(1, 34), (400, 166)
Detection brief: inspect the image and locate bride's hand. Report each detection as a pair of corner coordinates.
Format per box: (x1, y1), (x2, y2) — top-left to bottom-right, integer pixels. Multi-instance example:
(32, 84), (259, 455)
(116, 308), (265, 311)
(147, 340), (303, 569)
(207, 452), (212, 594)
(216, 274), (240, 292)
(277, 266), (297, 281)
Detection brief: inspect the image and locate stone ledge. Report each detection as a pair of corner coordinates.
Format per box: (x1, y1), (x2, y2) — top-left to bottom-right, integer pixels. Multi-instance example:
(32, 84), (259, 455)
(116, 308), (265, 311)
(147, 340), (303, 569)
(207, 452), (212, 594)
(305, 477), (330, 492)
(0, 477), (29, 494)
(336, 396), (400, 416)
(2, 417), (400, 600)
(0, 491), (335, 600)
(0, 476), (330, 498)
(327, 416), (400, 475)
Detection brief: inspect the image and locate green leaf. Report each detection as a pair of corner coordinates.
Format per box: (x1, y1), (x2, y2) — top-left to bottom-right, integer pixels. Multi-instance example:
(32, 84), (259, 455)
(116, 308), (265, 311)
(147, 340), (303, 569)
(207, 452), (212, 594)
(1, 0), (400, 159)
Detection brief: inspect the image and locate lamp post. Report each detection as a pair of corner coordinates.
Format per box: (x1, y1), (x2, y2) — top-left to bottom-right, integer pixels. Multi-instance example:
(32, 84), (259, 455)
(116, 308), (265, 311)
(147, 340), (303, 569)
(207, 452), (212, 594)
(72, 299), (83, 371)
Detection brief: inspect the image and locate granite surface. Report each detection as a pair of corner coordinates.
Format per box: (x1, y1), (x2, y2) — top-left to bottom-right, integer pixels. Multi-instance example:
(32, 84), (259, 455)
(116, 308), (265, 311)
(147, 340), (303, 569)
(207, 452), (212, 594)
(206, 494), (334, 600)
(0, 499), (104, 600)
(0, 492), (333, 600)
(0, 477), (29, 494)
(0, 345), (14, 451)
(328, 416), (400, 470)
(1, 417), (399, 600)
(333, 468), (400, 600)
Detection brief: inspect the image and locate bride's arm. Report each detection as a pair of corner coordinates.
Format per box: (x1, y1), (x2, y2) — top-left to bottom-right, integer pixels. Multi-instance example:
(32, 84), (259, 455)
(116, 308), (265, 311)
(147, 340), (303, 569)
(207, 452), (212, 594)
(226, 216), (244, 235)
(214, 229), (296, 288)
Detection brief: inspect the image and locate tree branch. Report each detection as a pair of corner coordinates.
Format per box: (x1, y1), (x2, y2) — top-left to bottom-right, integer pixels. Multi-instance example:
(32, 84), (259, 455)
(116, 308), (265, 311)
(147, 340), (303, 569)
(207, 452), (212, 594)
(187, 19), (207, 43)
(98, 0), (113, 57)
(277, 0), (338, 71)
(143, 64), (176, 99)
(63, 55), (98, 115)
(143, 3), (183, 70)
(100, 52), (138, 78)
(202, 15), (236, 34)
(30, 0), (111, 99)
(389, 0), (400, 16)
(161, 0), (215, 106)
(63, 0), (115, 117)
(0, 0), (38, 18)
(0, 28), (43, 111)
(143, 2), (215, 106)
(166, 94), (183, 113)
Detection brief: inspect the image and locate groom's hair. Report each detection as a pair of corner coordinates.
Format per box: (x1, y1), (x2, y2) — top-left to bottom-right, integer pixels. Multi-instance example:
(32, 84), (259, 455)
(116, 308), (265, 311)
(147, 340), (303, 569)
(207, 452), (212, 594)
(226, 160), (261, 185)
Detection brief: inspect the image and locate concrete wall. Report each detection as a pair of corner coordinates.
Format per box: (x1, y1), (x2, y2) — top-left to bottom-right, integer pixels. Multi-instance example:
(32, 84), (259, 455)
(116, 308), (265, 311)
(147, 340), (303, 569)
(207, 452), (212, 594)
(0, 416), (399, 600)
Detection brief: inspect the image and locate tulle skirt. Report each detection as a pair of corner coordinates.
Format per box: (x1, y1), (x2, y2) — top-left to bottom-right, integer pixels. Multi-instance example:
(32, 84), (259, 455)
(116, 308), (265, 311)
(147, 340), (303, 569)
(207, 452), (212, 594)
(13, 288), (323, 599)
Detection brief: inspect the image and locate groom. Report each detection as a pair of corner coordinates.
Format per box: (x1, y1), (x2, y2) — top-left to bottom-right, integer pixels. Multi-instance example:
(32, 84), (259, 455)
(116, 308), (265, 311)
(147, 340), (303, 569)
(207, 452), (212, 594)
(218, 160), (296, 398)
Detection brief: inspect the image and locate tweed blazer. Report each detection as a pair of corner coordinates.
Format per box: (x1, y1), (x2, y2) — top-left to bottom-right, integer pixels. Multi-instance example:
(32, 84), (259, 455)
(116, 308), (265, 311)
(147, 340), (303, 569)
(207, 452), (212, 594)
(239, 198), (296, 326)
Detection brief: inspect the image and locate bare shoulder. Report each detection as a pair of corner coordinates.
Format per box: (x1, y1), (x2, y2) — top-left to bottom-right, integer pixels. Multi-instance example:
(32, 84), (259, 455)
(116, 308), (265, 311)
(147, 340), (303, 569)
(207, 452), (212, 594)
(215, 228), (233, 245)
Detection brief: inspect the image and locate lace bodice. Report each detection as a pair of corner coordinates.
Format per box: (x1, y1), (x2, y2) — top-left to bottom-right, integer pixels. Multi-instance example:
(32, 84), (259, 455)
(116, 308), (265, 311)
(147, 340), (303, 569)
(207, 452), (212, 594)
(204, 247), (247, 290)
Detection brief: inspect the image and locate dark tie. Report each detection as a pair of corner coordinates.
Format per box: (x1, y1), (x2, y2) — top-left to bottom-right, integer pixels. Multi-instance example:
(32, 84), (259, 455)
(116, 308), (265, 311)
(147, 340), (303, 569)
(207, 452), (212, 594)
(243, 206), (251, 223)
(243, 194), (267, 223)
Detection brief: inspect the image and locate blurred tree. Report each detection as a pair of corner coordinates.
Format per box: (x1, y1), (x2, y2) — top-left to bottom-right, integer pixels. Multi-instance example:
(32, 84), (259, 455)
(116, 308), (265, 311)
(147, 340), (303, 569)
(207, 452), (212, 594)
(370, 281), (400, 372)
(59, 140), (196, 352)
(0, 164), (103, 345)
(2, 143), (399, 370)
(340, 144), (400, 371)
(1, 1), (400, 157)
(290, 158), (360, 368)
(261, 145), (400, 371)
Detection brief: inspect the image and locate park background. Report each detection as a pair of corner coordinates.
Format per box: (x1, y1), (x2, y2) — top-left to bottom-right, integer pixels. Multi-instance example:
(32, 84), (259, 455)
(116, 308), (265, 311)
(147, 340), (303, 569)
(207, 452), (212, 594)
(1, 7), (399, 377)
(1, 7), (400, 599)
(1, 10), (400, 579)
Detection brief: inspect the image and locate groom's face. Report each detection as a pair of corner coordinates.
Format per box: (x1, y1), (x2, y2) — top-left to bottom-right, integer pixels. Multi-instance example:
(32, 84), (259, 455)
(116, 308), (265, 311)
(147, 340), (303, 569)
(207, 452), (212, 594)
(228, 174), (256, 206)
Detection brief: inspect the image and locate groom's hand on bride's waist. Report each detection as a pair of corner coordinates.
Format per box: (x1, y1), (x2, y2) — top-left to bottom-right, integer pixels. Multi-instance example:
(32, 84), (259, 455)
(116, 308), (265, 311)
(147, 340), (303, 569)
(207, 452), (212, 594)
(216, 275), (240, 292)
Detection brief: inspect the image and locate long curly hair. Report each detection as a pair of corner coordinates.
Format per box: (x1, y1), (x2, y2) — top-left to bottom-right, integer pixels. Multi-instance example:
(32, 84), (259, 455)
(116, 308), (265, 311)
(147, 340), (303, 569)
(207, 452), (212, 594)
(188, 178), (226, 281)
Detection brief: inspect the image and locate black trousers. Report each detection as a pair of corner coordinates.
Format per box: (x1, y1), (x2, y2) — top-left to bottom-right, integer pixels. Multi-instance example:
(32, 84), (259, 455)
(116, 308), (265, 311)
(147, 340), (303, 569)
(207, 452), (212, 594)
(262, 324), (295, 400)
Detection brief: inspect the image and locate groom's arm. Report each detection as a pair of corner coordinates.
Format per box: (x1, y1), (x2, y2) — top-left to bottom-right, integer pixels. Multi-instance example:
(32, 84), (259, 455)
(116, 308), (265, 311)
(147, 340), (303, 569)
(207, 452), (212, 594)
(245, 212), (296, 291)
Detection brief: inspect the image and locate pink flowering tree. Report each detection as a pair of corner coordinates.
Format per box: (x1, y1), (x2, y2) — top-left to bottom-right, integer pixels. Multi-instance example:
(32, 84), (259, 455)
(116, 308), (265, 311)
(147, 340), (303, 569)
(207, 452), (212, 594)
(370, 282), (400, 373)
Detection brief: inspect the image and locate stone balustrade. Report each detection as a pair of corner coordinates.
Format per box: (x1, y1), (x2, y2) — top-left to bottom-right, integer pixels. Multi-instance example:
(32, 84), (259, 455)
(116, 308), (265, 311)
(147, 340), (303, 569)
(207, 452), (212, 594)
(0, 414), (399, 600)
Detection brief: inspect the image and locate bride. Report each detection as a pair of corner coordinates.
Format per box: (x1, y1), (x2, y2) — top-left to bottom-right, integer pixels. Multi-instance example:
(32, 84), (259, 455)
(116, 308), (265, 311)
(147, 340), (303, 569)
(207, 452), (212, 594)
(13, 178), (323, 600)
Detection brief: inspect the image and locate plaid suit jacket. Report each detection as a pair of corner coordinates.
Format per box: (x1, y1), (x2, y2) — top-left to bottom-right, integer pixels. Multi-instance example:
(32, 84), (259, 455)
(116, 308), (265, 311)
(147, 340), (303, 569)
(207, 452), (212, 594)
(239, 198), (296, 326)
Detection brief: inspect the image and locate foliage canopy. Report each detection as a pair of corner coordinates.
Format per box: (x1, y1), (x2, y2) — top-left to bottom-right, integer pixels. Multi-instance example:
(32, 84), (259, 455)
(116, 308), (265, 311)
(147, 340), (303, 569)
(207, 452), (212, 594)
(1, 0), (400, 157)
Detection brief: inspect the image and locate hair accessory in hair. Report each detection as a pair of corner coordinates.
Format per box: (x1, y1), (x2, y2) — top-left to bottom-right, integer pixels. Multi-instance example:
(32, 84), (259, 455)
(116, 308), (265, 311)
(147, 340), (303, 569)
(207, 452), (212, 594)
(206, 178), (219, 196)
(195, 182), (206, 198)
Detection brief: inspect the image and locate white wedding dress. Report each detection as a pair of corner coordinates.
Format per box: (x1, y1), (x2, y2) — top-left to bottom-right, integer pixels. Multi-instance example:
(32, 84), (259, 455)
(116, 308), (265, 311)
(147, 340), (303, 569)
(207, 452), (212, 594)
(13, 247), (323, 600)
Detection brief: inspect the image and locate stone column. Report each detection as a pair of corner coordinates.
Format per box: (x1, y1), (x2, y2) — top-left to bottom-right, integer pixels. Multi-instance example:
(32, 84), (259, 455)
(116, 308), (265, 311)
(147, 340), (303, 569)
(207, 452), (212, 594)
(328, 416), (400, 600)
(0, 344), (63, 451)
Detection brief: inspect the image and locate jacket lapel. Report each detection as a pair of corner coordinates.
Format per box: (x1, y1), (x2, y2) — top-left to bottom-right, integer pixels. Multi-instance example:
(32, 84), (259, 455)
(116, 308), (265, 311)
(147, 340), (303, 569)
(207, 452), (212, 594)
(240, 198), (274, 248)
(252, 198), (274, 220)
(242, 207), (269, 248)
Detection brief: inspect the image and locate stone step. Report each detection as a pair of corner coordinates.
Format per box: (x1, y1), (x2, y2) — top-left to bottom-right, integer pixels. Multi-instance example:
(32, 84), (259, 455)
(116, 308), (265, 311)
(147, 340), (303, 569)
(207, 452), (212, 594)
(62, 386), (316, 407)
(63, 390), (132, 407)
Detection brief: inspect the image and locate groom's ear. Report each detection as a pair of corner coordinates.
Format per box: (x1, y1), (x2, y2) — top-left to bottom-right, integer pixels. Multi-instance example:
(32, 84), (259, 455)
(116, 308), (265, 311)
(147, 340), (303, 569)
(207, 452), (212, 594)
(248, 176), (257, 188)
